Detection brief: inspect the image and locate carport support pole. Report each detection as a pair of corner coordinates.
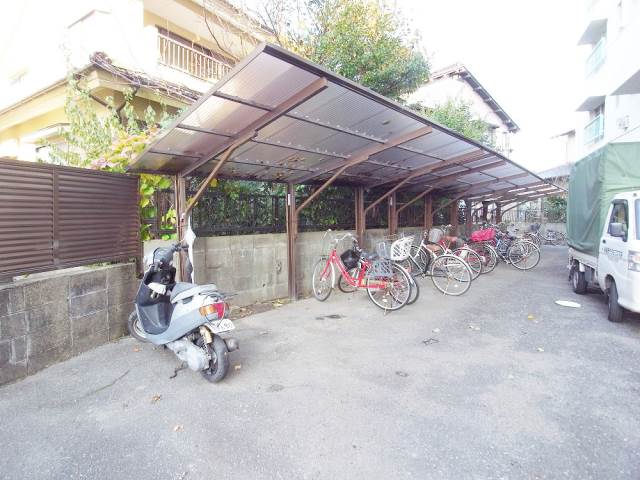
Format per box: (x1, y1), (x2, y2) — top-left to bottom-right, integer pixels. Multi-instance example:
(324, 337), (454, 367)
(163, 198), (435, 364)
(174, 175), (188, 281)
(495, 203), (502, 223)
(424, 195), (433, 230)
(450, 201), (459, 232)
(286, 183), (298, 300)
(465, 199), (473, 236)
(388, 192), (397, 235)
(481, 201), (489, 222)
(355, 187), (365, 245)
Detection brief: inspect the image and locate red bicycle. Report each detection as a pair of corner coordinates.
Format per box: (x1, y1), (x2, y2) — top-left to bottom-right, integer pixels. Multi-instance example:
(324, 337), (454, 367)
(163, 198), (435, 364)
(311, 231), (413, 311)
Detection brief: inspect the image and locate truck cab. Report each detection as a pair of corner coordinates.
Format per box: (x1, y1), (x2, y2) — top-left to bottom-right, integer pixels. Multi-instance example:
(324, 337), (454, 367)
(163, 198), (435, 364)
(597, 192), (640, 320)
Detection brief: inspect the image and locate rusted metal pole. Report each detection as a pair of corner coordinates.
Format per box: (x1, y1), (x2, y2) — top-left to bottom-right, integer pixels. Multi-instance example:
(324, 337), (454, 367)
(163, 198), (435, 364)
(465, 199), (473, 236)
(174, 175), (187, 281)
(355, 187), (365, 244)
(481, 201), (489, 222)
(286, 183), (298, 300)
(388, 192), (397, 235)
(495, 203), (502, 223)
(424, 195), (433, 230)
(450, 201), (459, 230)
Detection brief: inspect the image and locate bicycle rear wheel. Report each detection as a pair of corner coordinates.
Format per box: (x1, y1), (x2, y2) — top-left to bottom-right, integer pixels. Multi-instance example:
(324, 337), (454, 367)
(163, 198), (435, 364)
(395, 261), (420, 305)
(468, 242), (497, 274)
(366, 263), (412, 311)
(409, 245), (429, 274)
(429, 254), (472, 296)
(338, 268), (359, 293)
(312, 258), (334, 301)
(508, 241), (541, 270)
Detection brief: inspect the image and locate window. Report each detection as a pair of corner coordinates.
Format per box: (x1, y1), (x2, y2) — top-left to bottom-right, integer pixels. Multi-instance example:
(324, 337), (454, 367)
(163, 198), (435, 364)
(608, 200), (628, 239)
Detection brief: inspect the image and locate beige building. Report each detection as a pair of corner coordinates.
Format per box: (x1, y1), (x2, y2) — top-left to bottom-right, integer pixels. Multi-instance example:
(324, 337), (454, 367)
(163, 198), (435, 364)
(0, 0), (272, 161)
(406, 63), (519, 155)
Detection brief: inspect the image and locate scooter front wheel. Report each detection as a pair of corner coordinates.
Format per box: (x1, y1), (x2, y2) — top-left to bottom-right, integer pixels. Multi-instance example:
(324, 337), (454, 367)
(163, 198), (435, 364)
(199, 335), (230, 383)
(127, 311), (149, 343)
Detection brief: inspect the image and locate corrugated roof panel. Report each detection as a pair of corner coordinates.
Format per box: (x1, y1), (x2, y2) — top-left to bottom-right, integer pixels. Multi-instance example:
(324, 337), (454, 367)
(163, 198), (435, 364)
(154, 128), (225, 157)
(218, 54), (318, 107)
(129, 43), (556, 196)
(181, 96), (265, 134)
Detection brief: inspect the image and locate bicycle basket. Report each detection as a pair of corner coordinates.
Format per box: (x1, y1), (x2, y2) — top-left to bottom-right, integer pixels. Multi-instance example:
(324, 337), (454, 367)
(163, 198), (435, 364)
(366, 258), (394, 278)
(340, 249), (360, 270)
(428, 228), (444, 243)
(390, 235), (414, 261)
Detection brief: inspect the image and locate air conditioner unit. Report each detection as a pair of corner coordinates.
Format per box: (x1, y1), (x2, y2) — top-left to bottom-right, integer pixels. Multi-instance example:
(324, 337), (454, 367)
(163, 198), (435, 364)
(617, 115), (630, 130)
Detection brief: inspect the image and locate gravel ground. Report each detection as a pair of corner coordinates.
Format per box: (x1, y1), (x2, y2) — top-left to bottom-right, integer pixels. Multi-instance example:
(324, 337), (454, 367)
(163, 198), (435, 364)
(1, 246), (639, 480)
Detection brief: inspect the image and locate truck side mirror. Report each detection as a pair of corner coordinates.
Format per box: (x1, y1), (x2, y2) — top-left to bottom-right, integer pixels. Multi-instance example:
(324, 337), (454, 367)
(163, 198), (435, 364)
(609, 222), (627, 241)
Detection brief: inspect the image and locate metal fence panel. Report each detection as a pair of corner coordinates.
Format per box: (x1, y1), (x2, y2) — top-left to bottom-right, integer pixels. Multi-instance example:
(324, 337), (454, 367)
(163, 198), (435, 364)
(0, 159), (140, 280)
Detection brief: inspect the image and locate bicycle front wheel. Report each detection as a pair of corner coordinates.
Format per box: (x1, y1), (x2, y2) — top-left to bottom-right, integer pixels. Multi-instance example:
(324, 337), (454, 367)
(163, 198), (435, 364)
(508, 241), (541, 270)
(312, 258), (334, 301)
(366, 263), (412, 311)
(469, 242), (497, 274)
(429, 254), (472, 296)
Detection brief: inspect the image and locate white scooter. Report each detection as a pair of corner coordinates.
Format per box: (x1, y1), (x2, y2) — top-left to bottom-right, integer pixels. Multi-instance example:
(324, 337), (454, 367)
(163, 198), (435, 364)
(128, 243), (238, 382)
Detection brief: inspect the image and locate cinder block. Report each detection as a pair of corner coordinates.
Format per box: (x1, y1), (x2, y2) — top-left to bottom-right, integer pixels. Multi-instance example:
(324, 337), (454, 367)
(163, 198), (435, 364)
(0, 340), (10, 365)
(0, 312), (27, 340)
(0, 361), (27, 385)
(26, 300), (68, 332)
(27, 317), (71, 354)
(107, 303), (132, 341)
(23, 276), (69, 309)
(69, 270), (107, 298)
(107, 281), (138, 308)
(72, 328), (109, 356)
(71, 310), (109, 341)
(0, 287), (24, 317)
(27, 340), (71, 375)
(11, 336), (27, 363)
(69, 291), (106, 318)
(105, 263), (136, 286)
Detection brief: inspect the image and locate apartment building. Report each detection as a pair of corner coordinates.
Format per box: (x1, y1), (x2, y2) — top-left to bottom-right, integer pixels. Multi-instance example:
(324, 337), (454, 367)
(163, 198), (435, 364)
(0, 0), (272, 160)
(406, 63), (519, 155)
(572, 0), (640, 160)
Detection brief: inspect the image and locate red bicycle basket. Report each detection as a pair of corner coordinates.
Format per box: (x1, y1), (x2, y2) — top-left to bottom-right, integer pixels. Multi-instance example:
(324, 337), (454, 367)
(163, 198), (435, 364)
(470, 228), (495, 242)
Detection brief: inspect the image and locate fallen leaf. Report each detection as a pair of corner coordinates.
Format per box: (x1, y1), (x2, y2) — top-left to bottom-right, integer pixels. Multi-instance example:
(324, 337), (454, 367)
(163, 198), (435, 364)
(234, 364), (242, 370)
(527, 314), (535, 320)
(432, 328), (441, 333)
(173, 424), (183, 432)
(133, 347), (141, 352)
(468, 325), (480, 331)
(150, 394), (162, 404)
(537, 347), (545, 352)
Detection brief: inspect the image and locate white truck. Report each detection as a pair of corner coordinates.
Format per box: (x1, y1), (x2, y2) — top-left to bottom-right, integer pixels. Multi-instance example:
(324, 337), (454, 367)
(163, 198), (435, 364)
(566, 144), (640, 322)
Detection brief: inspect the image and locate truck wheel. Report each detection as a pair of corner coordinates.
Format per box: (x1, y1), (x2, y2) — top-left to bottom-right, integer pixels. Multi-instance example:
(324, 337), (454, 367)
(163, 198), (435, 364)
(570, 267), (587, 294)
(607, 281), (625, 323)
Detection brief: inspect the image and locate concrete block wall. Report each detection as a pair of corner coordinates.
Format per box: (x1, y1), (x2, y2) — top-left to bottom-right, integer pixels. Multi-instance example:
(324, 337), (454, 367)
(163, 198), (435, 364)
(193, 234), (289, 307)
(0, 263), (137, 386)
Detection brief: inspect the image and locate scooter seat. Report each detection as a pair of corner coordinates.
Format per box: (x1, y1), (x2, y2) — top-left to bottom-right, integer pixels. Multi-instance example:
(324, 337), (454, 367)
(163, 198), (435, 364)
(170, 282), (197, 301)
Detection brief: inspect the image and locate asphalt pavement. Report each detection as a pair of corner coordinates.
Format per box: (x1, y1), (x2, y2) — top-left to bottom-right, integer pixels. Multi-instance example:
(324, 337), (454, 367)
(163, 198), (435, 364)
(1, 246), (639, 480)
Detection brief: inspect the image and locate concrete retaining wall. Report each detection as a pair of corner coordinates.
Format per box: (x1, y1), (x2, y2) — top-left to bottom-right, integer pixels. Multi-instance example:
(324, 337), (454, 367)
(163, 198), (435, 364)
(0, 263), (137, 385)
(192, 228), (426, 304)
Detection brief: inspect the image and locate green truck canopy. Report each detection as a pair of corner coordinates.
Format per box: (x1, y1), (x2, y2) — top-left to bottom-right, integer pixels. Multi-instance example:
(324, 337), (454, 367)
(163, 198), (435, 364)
(567, 142), (640, 256)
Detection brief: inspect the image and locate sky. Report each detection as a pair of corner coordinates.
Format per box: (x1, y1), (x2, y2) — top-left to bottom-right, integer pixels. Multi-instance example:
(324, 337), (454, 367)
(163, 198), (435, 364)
(399, 0), (583, 172)
(238, 0), (584, 172)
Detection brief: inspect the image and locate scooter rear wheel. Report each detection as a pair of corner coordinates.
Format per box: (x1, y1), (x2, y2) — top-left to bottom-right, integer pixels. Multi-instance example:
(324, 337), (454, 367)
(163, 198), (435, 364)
(199, 335), (230, 383)
(127, 311), (149, 343)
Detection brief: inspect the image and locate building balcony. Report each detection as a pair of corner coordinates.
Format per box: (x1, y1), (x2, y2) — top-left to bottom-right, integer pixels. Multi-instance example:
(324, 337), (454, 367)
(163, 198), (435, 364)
(157, 31), (231, 83)
(585, 37), (606, 77)
(584, 114), (604, 144)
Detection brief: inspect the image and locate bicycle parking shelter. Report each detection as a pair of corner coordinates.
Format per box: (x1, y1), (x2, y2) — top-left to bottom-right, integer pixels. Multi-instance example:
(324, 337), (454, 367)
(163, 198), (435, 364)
(129, 42), (565, 300)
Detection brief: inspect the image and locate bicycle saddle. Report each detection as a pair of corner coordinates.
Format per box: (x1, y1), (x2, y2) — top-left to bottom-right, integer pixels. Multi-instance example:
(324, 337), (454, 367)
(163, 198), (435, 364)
(359, 250), (379, 261)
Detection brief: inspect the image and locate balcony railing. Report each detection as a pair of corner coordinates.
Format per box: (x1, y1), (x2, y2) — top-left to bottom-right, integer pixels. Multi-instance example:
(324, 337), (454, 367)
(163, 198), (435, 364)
(584, 114), (604, 144)
(158, 32), (231, 82)
(585, 37), (606, 77)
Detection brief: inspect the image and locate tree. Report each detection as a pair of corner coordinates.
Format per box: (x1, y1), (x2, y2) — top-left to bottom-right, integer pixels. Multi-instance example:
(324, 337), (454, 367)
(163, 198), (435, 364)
(45, 76), (178, 240)
(411, 98), (493, 146)
(254, 0), (429, 99)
